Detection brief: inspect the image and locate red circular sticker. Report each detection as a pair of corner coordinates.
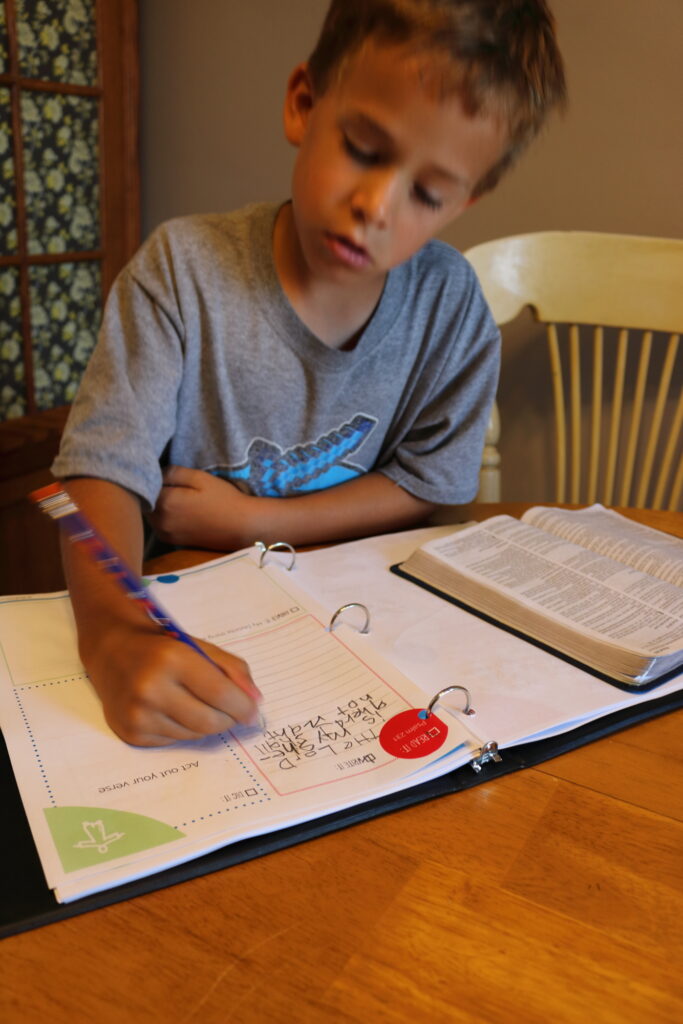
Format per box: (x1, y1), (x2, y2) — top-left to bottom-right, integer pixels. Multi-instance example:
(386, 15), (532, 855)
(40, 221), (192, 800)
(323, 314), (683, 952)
(379, 708), (448, 759)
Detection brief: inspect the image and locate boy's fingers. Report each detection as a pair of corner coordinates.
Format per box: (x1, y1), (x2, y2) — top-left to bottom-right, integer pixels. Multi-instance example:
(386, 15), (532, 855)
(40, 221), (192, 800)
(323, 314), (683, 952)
(154, 685), (243, 738)
(117, 721), (203, 748)
(102, 695), (209, 747)
(115, 710), (229, 747)
(182, 647), (261, 725)
(111, 674), (250, 745)
(198, 642), (262, 701)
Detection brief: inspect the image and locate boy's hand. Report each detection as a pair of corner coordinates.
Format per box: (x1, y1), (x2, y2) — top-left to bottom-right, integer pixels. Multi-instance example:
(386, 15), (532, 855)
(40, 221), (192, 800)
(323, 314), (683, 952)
(56, 477), (260, 746)
(82, 618), (260, 746)
(149, 464), (437, 553)
(149, 466), (253, 550)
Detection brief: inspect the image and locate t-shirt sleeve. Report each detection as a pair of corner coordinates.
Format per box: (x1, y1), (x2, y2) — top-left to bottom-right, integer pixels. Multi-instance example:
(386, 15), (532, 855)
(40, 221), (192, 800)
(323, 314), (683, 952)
(51, 230), (185, 510)
(376, 261), (500, 505)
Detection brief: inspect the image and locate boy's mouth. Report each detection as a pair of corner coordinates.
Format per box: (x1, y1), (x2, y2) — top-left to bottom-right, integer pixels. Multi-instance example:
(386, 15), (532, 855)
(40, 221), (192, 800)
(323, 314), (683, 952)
(324, 232), (371, 269)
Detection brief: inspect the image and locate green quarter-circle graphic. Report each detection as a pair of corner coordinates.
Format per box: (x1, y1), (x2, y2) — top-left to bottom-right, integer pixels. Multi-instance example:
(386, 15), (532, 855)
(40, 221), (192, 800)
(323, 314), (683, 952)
(44, 806), (185, 873)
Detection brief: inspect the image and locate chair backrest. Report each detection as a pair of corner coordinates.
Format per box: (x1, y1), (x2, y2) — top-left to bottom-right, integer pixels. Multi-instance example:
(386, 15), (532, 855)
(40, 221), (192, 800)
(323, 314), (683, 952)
(465, 232), (683, 510)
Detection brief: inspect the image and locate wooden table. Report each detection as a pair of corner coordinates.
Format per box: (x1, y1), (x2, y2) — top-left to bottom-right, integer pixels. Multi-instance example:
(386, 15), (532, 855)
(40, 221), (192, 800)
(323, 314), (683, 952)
(2, 505), (682, 1023)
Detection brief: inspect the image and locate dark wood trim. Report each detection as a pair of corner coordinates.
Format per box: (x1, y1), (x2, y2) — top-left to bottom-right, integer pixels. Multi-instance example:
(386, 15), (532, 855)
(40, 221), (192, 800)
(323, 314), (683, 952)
(99, 0), (141, 299)
(0, 249), (104, 268)
(0, 75), (101, 96)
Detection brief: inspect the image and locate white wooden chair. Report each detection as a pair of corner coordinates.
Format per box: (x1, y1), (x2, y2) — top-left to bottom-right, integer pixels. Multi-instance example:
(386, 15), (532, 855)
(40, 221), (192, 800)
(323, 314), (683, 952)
(466, 232), (683, 510)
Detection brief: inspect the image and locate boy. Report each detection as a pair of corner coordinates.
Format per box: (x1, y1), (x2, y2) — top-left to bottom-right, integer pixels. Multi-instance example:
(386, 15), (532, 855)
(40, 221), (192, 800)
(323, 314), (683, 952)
(52, 0), (566, 746)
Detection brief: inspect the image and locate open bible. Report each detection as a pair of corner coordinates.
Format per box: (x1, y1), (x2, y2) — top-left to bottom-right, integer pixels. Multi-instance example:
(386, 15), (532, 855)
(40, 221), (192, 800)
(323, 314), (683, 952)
(393, 505), (683, 688)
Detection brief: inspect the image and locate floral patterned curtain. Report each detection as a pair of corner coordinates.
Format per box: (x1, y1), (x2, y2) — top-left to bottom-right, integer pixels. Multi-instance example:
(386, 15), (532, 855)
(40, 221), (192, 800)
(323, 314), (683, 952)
(0, 0), (102, 419)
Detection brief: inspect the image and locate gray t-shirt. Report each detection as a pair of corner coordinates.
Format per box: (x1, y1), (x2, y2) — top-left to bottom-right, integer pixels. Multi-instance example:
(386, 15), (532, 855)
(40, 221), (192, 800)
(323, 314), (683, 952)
(53, 202), (500, 509)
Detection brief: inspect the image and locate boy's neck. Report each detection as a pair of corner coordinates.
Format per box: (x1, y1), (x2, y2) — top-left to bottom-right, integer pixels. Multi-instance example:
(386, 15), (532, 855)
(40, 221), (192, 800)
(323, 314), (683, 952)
(272, 203), (386, 350)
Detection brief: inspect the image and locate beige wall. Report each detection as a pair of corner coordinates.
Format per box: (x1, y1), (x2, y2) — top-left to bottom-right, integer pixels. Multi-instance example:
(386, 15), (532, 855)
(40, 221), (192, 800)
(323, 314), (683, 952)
(140, 0), (682, 501)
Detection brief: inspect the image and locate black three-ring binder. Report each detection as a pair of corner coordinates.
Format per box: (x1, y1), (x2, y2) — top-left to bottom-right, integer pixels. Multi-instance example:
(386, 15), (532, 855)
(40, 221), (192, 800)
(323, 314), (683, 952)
(3, 686), (682, 939)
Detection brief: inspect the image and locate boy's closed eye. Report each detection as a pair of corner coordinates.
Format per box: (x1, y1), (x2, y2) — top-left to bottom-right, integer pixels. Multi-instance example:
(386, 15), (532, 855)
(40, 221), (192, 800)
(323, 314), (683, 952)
(411, 182), (443, 210)
(343, 132), (381, 166)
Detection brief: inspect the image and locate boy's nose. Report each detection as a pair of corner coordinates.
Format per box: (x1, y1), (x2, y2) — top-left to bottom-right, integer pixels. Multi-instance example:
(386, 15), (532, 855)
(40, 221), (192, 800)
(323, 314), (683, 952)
(349, 170), (399, 229)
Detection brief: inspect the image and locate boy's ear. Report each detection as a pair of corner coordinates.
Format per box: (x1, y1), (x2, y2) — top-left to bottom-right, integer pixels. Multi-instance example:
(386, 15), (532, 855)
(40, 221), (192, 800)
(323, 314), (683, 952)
(283, 63), (316, 146)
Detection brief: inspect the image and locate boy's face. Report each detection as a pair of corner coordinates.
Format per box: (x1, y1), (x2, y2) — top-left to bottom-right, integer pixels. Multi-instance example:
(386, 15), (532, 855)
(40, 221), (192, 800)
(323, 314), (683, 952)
(283, 39), (507, 287)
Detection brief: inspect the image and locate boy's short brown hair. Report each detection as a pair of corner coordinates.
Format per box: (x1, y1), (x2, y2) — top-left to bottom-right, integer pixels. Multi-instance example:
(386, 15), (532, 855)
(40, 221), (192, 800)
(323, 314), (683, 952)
(307, 0), (567, 197)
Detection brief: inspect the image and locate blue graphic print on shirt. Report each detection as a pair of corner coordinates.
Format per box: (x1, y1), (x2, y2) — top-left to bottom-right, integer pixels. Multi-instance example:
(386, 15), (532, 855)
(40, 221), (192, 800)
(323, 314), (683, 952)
(211, 413), (378, 496)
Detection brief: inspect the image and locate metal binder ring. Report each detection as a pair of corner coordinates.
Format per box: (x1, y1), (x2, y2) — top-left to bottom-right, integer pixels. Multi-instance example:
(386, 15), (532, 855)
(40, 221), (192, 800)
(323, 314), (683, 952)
(328, 603), (370, 634)
(425, 685), (474, 718)
(256, 541), (296, 571)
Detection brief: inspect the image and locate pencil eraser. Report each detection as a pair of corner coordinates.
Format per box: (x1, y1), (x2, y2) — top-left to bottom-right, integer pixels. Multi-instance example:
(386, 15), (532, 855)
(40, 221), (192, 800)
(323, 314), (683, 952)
(28, 482), (63, 505)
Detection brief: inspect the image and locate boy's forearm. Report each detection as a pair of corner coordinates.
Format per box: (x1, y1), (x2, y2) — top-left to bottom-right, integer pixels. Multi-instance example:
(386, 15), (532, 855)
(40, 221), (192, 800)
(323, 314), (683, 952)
(150, 467), (435, 553)
(56, 478), (148, 657)
(242, 472), (435, 547)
